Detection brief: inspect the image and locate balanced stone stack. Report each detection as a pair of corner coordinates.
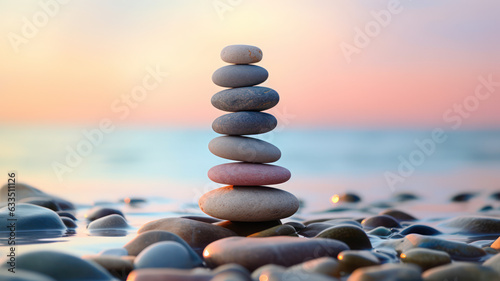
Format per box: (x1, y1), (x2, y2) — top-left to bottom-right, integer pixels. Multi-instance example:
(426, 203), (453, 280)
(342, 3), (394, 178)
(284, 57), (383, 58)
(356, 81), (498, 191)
(199, 45), (299, 222)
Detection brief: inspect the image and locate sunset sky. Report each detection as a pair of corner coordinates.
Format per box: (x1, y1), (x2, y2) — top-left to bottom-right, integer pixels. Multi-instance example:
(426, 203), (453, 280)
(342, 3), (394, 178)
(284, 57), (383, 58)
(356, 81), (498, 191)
(1, 0), (499, 129)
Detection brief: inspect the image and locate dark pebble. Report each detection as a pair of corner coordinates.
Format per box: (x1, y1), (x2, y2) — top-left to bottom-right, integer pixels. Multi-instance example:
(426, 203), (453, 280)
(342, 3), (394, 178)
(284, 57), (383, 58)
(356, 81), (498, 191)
(451, 192), (477, 202)
(400, 225), (441, 236)
(393, 193), (419, 202)
(212, 111), (277, 135)
(284, 222), (306, 231)
(61, 217), (77, 229)
(380, 209), (417, 222)
(57, 211), (77, 221)
(315, 225), (372, 250)
(214, 220), (281, 237)
(85, 207), (125, 221)
(361, 215), (402, 230)
(19, 197), (60, 211)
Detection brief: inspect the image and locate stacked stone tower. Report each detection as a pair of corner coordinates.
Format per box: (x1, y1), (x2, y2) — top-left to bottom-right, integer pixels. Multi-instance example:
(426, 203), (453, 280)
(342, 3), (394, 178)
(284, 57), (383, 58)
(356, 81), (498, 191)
(199, 45), (299, 222)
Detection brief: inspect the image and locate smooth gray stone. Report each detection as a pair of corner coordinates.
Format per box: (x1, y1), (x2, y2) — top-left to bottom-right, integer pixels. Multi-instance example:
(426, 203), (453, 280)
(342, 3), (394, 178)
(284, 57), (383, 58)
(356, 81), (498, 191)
(85, 207), (125, 221)
(209, 136), (281, 163)
(88, 214), (129, 230)
(134, 241), (197, 269)
(212, 65), (268, 88)
(0, 250), (115, 281)
(0, 203), (66, 234)
(211, 86), (279, 112)
(348, 264), (422, 281)
(221, 44), (262, 64)
(212, 112), (277, 135)
(423, 262), (500, 281)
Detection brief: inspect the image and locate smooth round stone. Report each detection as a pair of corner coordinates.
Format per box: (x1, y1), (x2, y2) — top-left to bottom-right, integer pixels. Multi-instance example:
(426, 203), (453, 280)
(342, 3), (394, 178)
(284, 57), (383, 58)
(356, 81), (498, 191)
(212, 65), (268, 88)
(315, 225), (372, 250)
(83, 255), (134, 280)
(57, 211), (77, 220)
(381, 234), (486, 260)
(400, 248), (451, 271)
(336, 250), (380, 277)
(400, 225), (441, 236)
(299, 223), (336, 238)
(368, 226), (392, 237)
(440, 216), (500, 234)
(214, 220), (282, 236)
(213, 263), (251, 277)
(211, 86), (279, 112)
(127, 268), (213, 281)
(0, 182), (75, 210)
(135, 241), (196, 269)
(361, 215), (402, 230)
(137, 218), (237, 255)
(347, 264), (421, 281)
(209, 136), (281, 163)
(422, 262), (500, 281)
(451, 192), (477, 202)
(221, 45), (262, 64)
(248, 224), (296, 237)
(212, 111), (277, 135)
(88, 214), (129, 230)
(208, 163), (290, 186)
(284, 221), (306, 232)
(379, 209), (417, 222)
(0, 250), (115, 281)
(62, 217), (77, 229)
(199, 186), (299, 222)
(251, 264), (286, 279)
(0, 203), (66, 235)
(484, 253), (500, 275)
(203, 236), (349, 271)
(286, 257), (339, 278)
(85, 207), (125, 221)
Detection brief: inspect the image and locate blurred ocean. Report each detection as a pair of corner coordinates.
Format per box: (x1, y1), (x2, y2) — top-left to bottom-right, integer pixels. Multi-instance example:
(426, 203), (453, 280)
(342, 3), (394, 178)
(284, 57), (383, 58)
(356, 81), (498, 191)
(1, 126), (500, 212)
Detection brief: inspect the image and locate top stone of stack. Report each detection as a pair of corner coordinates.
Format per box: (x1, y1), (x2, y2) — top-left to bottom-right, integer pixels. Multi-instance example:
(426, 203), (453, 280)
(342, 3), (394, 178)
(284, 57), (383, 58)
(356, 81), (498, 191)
(220, 45), (263, 64)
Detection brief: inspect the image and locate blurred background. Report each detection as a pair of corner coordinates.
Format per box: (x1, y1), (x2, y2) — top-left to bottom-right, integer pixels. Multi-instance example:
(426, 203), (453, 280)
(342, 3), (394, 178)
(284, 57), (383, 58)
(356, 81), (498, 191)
(1, 0), (499, 211)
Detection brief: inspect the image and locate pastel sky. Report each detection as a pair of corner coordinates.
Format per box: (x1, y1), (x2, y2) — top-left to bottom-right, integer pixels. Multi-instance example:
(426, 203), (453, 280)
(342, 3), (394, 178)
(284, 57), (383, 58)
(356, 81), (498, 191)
(1, 0), (499, 128)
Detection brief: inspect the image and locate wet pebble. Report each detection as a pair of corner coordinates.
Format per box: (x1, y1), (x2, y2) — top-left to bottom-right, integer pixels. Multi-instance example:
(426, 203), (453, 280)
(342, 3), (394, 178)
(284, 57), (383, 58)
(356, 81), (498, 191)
(451, 192), (477, 202)
(400, 225), (441, 236)
(422, 262), (500, 281)
(400, 248), (451, 271)
(0, 203), (66, 234)
(368, 226), (392, 237)
(336, 250), (380, 277)
(315, 225), (372, 250)
(299, 223), (336, 237)
(203, 236), (349, 271)
(127, 268), (213, 281)
(441, 216), (500, 234)
(347, 263), (422, 281)
(380, 209), (417, 222)
(57, 211), (77, 220)
(284, 221), (306, 232)
(286, 257), (339, 278)
(361, 215), (401, 230)
(83, 255), (134, 280)
(61, 217), (77, 229)
(381, 234), (486, 260)
(123, 230), (203, 267)
(88, 214), (129, 230)
(248, 224), (296, 237)
(85, 207), (124, 221)
(0, 250), (115, 281)
(134, 241), (198, 269)
(490, 191), (500, 201)
(138, 218), (237, 255)
(19, 197), (60, 211)
(214, 220), (281, 236)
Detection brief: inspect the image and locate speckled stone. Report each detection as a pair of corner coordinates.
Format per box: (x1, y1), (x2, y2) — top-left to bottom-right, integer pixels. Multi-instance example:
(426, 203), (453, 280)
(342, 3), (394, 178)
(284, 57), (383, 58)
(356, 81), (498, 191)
(212, 65), (268, 88)
(203, 236), (349, 271)
(422, 262), (500, 281)
(199, 186), (298, 222)
(221, 45), (263, 64)
(212, 86), (279, 112)
(209, 136), (281, 163)
(212, 111), (277, 135)
(315, 225), (372, 250)
(208, 163), (290, 186)
(400, 248), (451, 271)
